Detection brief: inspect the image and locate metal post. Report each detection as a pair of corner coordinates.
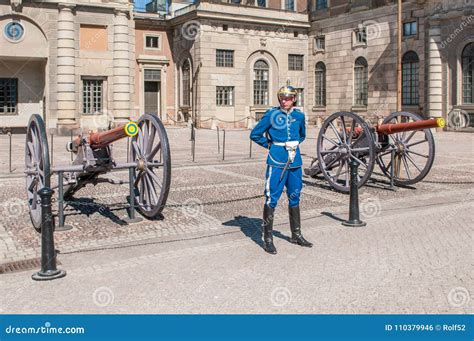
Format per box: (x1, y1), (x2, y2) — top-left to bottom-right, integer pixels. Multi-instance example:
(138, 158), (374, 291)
(217, 126), (220, 154)
(249, 138), (252, 159)
(56, 171), (73, 231)
(389, 149), (397, 191)
(342, 159), (367, 227)
(50, 133), (54, 167)
(126, 137), (130, 163)
(8, 131), (12, 173)
(191, 123), (195, 162)
(70, 130), (73, 162)
(32, 187), (66, 281)
(124, 167), (143, 224)
(222, 129), (226, 161)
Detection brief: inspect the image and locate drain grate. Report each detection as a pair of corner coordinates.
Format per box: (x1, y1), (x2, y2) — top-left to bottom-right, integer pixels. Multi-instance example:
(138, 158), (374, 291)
(0, 258), (62, 274)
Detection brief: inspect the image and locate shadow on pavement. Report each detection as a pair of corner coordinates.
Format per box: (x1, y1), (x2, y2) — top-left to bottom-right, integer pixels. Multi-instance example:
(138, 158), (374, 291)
(222, 215), (291, 252)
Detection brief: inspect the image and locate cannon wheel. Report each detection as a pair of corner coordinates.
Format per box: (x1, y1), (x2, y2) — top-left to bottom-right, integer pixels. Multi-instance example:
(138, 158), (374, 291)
(317, 112), (376, 193)
(25, 114), (51, 232)
(130, 114), (171, 219)
(376, 111), (435, 186)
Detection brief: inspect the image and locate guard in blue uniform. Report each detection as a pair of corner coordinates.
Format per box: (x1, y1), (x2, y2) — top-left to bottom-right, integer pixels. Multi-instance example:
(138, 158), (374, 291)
(250, 86), (313, 254)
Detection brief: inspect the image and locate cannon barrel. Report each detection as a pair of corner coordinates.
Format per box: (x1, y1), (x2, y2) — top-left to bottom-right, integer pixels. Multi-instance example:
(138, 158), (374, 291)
(71, 125), (129, 151)
(376, 118), (445, 135)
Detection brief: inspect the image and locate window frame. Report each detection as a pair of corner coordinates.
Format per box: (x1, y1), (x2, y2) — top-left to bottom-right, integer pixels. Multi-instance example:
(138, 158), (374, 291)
(216, 49), (234, 68)
(462, 42), (474, 104)
(181, 60), (191, 107)
(315, 62), (326, 107)
(402, 51), (420, 106)
(216, 86), (235, 106)
(253, 59), (270, 106)
(288, 54), (304, 71)
(82, 77), (105, 115)
(0, 78), (18, 115)
(315, 0), (328, 11)
(403, 21), (418, 38)
(353, 57), (368, 107)
(144, 34), (161, 50)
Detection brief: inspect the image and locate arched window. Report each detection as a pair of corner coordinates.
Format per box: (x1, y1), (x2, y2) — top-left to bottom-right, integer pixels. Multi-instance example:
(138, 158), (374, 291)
(354, 57), (368, 106)
(253, 59), (269, 106)
(315, 62), (326, 106)
(182, 60), (191, 107)
(402, 51), (419, 105)
(462, 42), (474, 104)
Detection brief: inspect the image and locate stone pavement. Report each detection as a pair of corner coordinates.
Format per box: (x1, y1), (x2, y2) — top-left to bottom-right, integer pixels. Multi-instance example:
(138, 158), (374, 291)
(0, 128), (472, 314)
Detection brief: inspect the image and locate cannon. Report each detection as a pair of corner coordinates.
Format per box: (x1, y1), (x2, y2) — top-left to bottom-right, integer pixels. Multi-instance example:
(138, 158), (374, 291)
(304, 111), (445, 193)
(25, 114), (171, 232)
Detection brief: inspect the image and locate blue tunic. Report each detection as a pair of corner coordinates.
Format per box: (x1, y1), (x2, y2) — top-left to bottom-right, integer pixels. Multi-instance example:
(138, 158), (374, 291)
(250, 107), (306, 169)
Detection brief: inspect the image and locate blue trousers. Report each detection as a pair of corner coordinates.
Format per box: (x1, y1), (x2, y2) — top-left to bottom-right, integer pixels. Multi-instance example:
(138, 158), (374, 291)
(264, 166), (302, 208)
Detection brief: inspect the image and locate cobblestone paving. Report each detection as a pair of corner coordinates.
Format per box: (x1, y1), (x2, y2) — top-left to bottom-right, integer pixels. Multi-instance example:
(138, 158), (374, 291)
(0, 129), (472, 314)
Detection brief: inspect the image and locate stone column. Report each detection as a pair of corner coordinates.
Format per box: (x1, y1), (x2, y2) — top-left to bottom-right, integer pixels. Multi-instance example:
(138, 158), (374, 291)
(427, 16), (443, 120)
(56, 3), (76, 130)
(113, 9), (131, 123)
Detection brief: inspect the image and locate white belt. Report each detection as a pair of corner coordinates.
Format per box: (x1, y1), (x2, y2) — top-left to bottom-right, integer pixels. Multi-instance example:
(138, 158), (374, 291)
(272, 141), (299, 163)
(272, 141), (299, 148)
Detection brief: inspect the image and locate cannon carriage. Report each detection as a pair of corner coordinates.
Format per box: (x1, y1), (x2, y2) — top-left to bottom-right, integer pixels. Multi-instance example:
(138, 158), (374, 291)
(305, 111), (445, 193)
(25, 114), (171, 232)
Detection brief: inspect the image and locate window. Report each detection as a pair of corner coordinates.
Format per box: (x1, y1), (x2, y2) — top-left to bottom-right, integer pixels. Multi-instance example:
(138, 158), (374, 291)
(216, 86), (234, 106)
(285, 0), (295, 11)
(216, 49), (234, 67)
(402, 51), (419, 105)
(145, 35), (160, 49)
(403, 21), (417, 37)
(315, 62), (326, 106)
(82, 79), (103, 114)
(253, 60), (269, 106)
(295, 88), (304, 107)
(289, 54), (304, 71)
(315, 36), (325, 51)
(316, 0), (327, 10)
(462, 42), (474, 104)
(144, 69), (161, 81)
(257, 0), (266, 7)
(223, 24), (228, 31)
(354, 57), (368, 106)
(0, 78), (17, 114)
(182, 60), (191, 107)
(354, 27), (367, 45)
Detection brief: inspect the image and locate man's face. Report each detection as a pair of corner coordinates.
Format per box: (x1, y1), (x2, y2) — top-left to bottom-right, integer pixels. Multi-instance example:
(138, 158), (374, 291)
(279, 96), (295, 111)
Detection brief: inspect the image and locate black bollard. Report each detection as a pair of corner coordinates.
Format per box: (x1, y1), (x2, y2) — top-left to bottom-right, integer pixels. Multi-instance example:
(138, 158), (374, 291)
(342, 159), (367, 227)
(32, 188), (66, 281)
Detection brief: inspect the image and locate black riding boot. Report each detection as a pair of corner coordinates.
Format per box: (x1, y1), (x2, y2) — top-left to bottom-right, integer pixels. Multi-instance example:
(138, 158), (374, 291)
(263, 205), (277, 254)
(289, 205), (313, 248)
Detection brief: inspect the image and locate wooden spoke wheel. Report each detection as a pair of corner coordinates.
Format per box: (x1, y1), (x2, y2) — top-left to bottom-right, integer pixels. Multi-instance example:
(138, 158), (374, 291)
(317, 111), (376, 193)
(25, 114), (51, 232)
(130, 114), (171, 219)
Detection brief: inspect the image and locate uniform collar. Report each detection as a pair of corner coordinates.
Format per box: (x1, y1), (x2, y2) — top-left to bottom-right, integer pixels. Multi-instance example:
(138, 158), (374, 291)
(279, 106), (294, 115)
